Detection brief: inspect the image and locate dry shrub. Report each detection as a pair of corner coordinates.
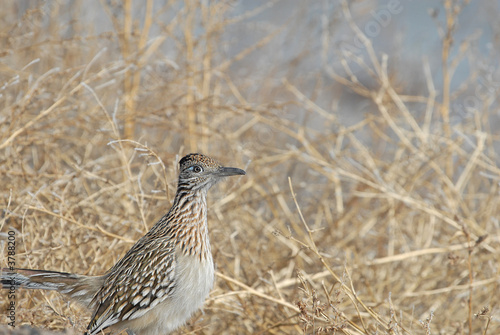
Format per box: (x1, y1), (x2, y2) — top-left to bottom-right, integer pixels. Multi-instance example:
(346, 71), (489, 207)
(1, 0), (499, 334)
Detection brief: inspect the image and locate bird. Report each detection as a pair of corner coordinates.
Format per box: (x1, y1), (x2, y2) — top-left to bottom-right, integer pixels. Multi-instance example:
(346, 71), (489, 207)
(1, 153), (246, 335)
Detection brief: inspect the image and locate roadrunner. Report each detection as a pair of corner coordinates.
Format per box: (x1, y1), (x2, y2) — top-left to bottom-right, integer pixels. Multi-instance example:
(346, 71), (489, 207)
(1, 153), (245, 334)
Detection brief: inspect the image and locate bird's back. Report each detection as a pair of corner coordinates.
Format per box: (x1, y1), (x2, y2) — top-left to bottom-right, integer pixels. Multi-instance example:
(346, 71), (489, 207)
(116, 249), (215, 335)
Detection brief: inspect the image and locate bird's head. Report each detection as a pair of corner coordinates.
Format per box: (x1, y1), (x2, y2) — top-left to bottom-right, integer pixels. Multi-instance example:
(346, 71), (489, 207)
(178, 153), (246, 192)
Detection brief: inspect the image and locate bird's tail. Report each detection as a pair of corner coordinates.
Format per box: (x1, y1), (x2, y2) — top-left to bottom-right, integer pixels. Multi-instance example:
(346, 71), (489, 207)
(1, 268), (101, 306)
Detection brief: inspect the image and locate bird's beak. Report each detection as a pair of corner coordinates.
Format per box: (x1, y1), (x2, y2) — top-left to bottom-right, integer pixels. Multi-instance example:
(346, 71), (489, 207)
(217, 167), (246, 177)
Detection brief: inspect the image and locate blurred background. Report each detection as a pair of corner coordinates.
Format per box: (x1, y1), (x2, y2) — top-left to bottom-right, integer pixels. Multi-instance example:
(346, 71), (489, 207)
(1, 0), (500, 334)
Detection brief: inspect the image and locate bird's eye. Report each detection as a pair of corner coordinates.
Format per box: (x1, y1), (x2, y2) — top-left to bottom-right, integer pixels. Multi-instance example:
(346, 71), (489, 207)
(191, 165), (203, 173)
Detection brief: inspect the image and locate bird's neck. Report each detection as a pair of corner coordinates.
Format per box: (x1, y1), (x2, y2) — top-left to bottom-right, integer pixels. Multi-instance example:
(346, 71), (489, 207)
(172, 188), (208, 225)
(157, 187), (211, 260)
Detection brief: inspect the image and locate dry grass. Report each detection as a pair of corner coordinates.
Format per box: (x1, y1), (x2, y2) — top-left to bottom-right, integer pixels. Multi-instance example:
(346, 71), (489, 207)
(1, 0), (500, 334)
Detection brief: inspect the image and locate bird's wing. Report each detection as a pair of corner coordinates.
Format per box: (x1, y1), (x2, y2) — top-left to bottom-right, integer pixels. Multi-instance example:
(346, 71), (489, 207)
(86, 236), (177, 335)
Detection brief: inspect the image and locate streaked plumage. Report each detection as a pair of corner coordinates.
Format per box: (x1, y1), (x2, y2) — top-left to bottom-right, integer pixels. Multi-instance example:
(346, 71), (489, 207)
(1, 153), (245, 334)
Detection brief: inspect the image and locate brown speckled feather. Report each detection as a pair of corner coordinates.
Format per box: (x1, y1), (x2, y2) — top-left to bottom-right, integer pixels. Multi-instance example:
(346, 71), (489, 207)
(87, 236), (177, 333)
(1, 153), (245, 335)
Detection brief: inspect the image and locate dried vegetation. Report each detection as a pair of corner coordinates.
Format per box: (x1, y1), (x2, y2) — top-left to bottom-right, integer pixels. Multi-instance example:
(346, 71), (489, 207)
(0, 0), (499, 334)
